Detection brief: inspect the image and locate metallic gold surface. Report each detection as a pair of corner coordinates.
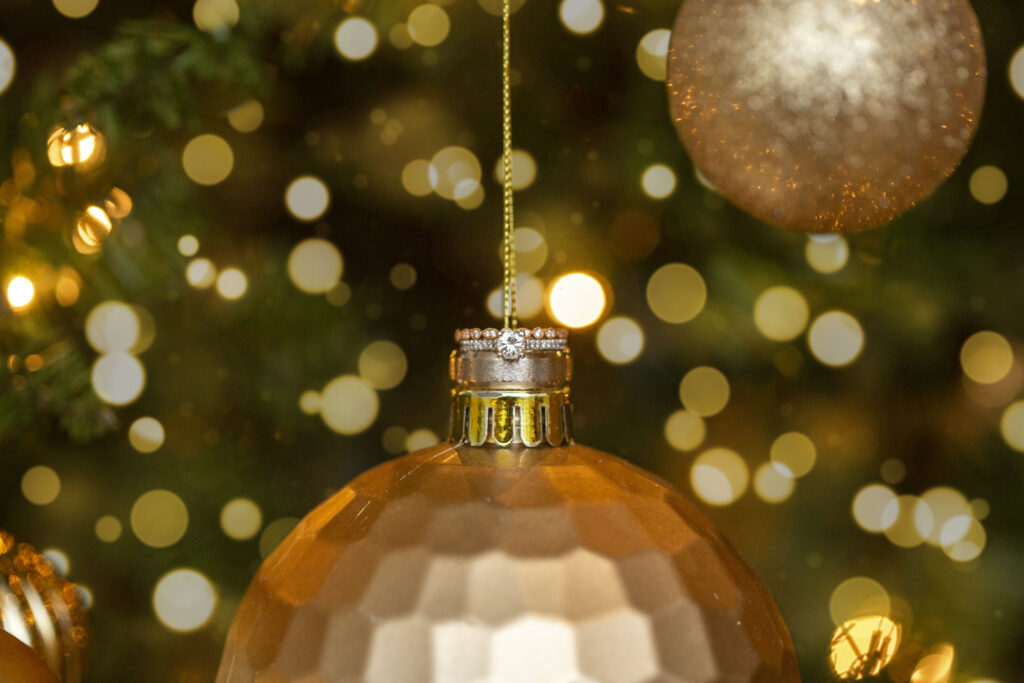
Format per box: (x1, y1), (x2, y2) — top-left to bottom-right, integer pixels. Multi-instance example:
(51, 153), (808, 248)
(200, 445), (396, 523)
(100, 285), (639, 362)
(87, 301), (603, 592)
(0, 532), (87, 683)
(450, 389), (572, 447)
(450, 348), (571, 390)
(0, 629), (59, 683)
(667, 0), (985, 233)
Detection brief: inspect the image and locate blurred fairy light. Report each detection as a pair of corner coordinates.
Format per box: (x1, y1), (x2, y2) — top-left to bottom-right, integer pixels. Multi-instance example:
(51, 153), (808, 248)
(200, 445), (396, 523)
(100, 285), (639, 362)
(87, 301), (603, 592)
(407, 4), (450, 47)
(911, 643), (955, 683)
(91, 352), (146, 405)
(21, 465), (60, 506)
(754, 286), (809, 341)
(829, 615), (901, 680)
(86, 301), (140, 353)
(429, 146), (482, 201)
(547, 272), (605, 328)
(0, 38), (14, 95)
(177, 234), (200, 257)
(999, 400), (1024, 451)
(1011, 45), (1024, 99)
(559, 0), (604, 35)
(75, 204), (113, 252)
(679, 366), (730, 417)
(921, 487), (972, 547)
(129, 417), (165, 454)
(663, 410), (706, 452)
(646, 263), (706, 324)
(402, 159), (433, 196)
(220, 499), (263, 541)
(55, 267), (81, 307)
(216, 268), (248, 300)
(596, 317), (644, 364)
(131, 490), (189, 548)
(334, 17), (378, 61)
(690, 448), (749, 506)
(510, 228), (548, 274)
(753, 463), (795, 503)
(943, 516), (986, 562)
(829, 577), (890, 626)
(285, 175), (330, 221)
(852, 484), (898, 533)
(805, 234), (849, 274)
(259, 517), (299, 558)
(287, 238), (343, 294)
(641, 164), (677, 199)
(152, 569), (217, 633)
(6, 275), (34, 310)
(358, 341), (408, 390)
(186, 257), (217, 289)
(319, 375), (379, 435)
(298, 390), (321, 415)
(52, 0), (99, 19)
(42, 549), (70, 576)
(405, 429), (439, 452)
(227, 99), (264, 133)
(882, 494), (933, 548)
(960, 331), (1014, 384)
(94, 515), (123, 543)
(808, 311), (864, 367)
(636, 29), (671, 81)
(48, 123), (105, 169)
(492, 150), (537, 190)
(193, 0), (240, 33)
(969, 165), (1008, 205)
(770, 431), (816, 478)
(182, 134), (234, 186)
(389, 263), (417, 290)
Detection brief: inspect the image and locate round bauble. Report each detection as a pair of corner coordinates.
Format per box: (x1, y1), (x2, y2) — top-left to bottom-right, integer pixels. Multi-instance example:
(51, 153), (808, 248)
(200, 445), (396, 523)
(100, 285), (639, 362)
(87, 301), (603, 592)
(667, 0), (986, 232)
(0, 630), (58, 683)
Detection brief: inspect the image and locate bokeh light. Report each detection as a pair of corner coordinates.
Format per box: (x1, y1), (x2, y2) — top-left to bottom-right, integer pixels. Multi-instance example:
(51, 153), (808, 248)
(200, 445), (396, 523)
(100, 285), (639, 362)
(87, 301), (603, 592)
(547, 272), (605, 328)
(1011, 45), (1024, 99)
(829, 615), (901, 680)
(0, 39), (14, 95)
(129, 417), (165, 453)
(809, 311), (864, 367)
(636, 29), (670, 81)
(492, 150), (537, 190)
(969, 166), (1008, 205)
(75, 205), (113, 250)
(641, 164), (677, 199)
(920, 487), (972, 547)
(177, 234), (199, 257)
(509, 227), (547, 274)
(402, 159), (433, 196)
(663, 410), (706, 452)
(679, 366), (730, 417)
(259, 517), (299, 558)
(182, 134), (234, 186)
(407, 4), (450, 47)
(216, 268), (248, 300)
(999, 400), (1024, 451)
(86, 301), (140, 353)
(911, 643), (955, 683)
(805, 235), (849, 274)
(829, 577), (890, 625)
(131, 490), (189, 548)
(43, 549), (70, 576)
(382, 426), (409, 454)
(852, 484), (898, 533)
(880, 458), (906, 484)
(429, 146), (482, 201)
(690, 448), (749, 506)
(882, 495), (933, 548)
(358, 341), (408, 390)
(559, 0), (604, 35)
(406, 428), (439, 452)
(960, 330), (1014, 384)
(186, 257), (217, 289)
(488, 274), (545, 319)
(389, 263), (417, 290)
(6, 276), (34, 310)
(21, 465), (60, 506)
(55, 267), (81, 307)
(285, 175), (330, 221)
(53, 0), (99, 19)
(287, 238), (343, 293)
(298, 390), (321, 415)
(770, 431), (816, 478)
(596, 317), (644, 364)
(334, 17), (378, 61)
(220, 498), (263, 541)
(646, 263), (706, 324)
(95, 516), (123, 543)
(943, 517), (986, 562)
(91, 353), (146, 405)
(193, 0), (239, 32)
(754, 463), (795, 504)
(754, 286), (809, 341)
(227, 99), (264, 133)
(320, 375), (379, 435)
(152, 569), (217, 632)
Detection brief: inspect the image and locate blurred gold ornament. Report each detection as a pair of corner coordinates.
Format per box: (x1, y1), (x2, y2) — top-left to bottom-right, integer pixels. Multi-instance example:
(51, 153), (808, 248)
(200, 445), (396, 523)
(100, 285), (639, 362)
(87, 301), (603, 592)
(667, 0), (986, 232)
(0, 629), (58, 683)
(829, 615), (901, 680)
(46, 124), (105, 171)
(72, 206), (112, 254)
(217, 329), (798, 681)
(0, 532), (87, 683)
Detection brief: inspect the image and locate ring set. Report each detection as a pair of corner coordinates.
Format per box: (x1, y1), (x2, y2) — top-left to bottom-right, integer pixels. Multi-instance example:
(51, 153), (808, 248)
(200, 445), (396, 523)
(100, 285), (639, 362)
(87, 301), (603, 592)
(456, 327), (569, 361)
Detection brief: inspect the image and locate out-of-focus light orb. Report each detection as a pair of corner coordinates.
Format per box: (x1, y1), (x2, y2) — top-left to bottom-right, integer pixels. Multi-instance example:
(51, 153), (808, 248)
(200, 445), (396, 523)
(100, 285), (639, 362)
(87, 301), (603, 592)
(298, 390), (321, 415)
(193, 0), (239, 32)
(809, 311), (864, 367)
(547, 272), (605, 328)
(334, 17), (378, 61)
(429, 146), (482, 201)
(382, 425), (409, 454)
(92, 352), (146, 405)
(153, 569), (217, 633)
(0, 39), (14, 95)
(227, 99), (264, 133)
(492, 150), (538, 190)
(646, 263), (706, 324)
(402, 159), (433, 196)
(664, 410), (706, 452)
(320, 375), (379, 435)
(690, 447), (749, 506)
(288, 238), (343, 293)
(641, 164), (677, 199)
(596, 317), (645, 365)
(960, 331), (1014, 384)
(407, 4), (450, 47)
(920, 487), (972, 547)
(216, 268), (248, 300)
(969, 498), (990, 520)
(559, 0), (604, 35)
(829, 577), (890, 625)
(86, 300), (140, 353)
(1012, 46), (1024, 99)
(42, 549), (70, 576)
(829, 615), (901, 680)
(129, 417), (165, 453)
(220, 498), (263, 541)
(805, 235), (849, 273)
(770, 431), (816, 478)
(754, 463), (795, 503)
(454, 184), (485, 210)
(6, 276), (34, 310)
(405, 429), (439, 452)
(477, 0), (526, 16)
(389, 263), (417, 290)
(186, 257), (217, 289)
(488, 274), (546, 320)
(177, 234), (200, 257)
(679, 366), (730, 417)
(999, 400), (1024, 452)
(852, 484), (898, 533)
(55, 267), (82, 307)
(95, 515), (123, 543)
(880, 458), (906, 484)
(510, 227), (547, 274)
(48, 123), (105, 169)
(53, 0), (99, 19)
(182, 134), (234, 186)
(754, 286), (809, 341)
(75, 204), (113, 250)
(131, 489), (189, 548)
(358, 341), (408, 390)
(943, 517), (986, 562)
(911, 644), (955, 683)
(969, 166), (1008, 205)
(21, 465), (60, 506)
(259, 517), (299, 558)
(882, 495), (933, 548)
(636, 29), (671, 81)
(389, 23), (413, 49)
(285, 175), (330, 221)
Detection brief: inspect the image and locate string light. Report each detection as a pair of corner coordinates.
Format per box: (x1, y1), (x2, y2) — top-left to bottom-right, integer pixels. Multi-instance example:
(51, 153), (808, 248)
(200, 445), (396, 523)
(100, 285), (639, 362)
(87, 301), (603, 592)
(6, 275), (34, 310)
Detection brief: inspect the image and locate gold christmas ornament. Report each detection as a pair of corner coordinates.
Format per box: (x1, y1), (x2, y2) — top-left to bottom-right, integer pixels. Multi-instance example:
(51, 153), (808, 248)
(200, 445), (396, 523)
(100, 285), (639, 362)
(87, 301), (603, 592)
(0, 629), (58, 683)
(46, 124), (105, 171)
(667, 0), (986, 233)
(0, 532), (87, 683)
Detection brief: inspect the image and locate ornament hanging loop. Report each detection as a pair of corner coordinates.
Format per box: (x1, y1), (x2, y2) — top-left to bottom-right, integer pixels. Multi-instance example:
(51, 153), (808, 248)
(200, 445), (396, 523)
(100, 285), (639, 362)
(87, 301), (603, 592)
(500, 0), (518, 330)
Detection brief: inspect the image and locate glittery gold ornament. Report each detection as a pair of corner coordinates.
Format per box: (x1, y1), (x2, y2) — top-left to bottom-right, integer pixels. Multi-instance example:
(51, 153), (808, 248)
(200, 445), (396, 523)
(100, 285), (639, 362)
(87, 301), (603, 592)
(0, 532), (87, 683)
(218, 328), (799, 682)
(667, 0), (986, 233)
(0, 629), (58, 683)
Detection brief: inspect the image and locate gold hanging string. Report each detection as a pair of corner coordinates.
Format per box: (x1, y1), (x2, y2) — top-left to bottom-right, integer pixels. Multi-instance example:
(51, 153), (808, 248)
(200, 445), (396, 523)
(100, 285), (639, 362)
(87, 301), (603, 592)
(501, 0), (518, 329)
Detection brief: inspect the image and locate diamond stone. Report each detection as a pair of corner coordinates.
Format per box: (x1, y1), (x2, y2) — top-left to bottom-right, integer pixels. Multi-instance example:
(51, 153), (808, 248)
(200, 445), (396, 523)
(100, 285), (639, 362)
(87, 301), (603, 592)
(497, 328), (525, 361)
